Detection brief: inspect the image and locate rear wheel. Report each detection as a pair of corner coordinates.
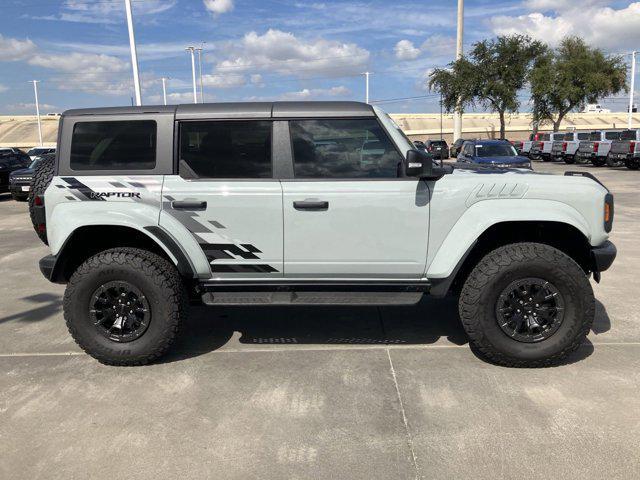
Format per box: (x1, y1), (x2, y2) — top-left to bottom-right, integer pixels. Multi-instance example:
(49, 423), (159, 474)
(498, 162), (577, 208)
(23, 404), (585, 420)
(563, 155), (575, 164)
(606, 154), (622, 168)
(64, 248), (187, 366)
(458, 243), (594, 367)
(591, 157), (606, 167)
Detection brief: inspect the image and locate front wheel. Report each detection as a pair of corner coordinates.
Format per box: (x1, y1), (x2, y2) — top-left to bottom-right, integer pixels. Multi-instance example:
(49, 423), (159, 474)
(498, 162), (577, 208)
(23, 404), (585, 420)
(64, 248), (187, 366)
(459, 243), (594, 367)
(626, 158), (640, 170)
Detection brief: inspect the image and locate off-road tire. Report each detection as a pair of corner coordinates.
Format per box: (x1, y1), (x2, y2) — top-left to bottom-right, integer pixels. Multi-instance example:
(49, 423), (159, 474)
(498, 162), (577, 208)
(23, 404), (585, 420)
(591, 157), (606, 167)
(64, 248), (187, 366)
(28, 153), (55, 245)
(625, 159), (640, 170)
(459, 242), (594, 367)
(606, 154), (622, 168)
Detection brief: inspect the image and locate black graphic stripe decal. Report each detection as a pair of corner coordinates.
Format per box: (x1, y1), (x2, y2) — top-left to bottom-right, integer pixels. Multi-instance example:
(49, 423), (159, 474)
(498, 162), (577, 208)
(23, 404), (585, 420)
(211, 264), (279, 273)
(59, 177), (105, 201)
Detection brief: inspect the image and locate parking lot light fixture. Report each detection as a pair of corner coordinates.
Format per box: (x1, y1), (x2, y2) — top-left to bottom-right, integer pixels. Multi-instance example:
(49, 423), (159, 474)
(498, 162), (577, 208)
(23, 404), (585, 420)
(186, 46), (198, 104)
(30, 80), (43, 147)
(124, 0), (142, 106)
(629, 51), (636, 129)
(161, 77), (169, 105)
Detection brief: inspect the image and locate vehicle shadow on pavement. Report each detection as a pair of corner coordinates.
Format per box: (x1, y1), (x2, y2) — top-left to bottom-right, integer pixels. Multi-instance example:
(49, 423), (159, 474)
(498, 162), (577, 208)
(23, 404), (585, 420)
(0, 293), (62, 325)
(163, 296), (607, 365)
(163, 296), (465, 363)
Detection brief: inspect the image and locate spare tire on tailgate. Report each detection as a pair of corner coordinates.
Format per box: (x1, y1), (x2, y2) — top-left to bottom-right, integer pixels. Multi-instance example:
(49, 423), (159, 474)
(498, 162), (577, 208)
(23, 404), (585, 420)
(28, 153), (56, 245)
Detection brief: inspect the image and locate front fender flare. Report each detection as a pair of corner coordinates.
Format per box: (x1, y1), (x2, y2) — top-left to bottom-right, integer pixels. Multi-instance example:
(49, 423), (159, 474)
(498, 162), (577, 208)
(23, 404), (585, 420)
(426, 198), (591, 279)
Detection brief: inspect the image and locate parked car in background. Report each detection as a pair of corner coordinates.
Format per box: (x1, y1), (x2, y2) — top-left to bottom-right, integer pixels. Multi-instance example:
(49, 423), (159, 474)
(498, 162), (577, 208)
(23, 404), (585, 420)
(510, 140), (523, 154)
(553, 131), (591, 164)
(26, 147), (56, 160)
(449, 138), (466, 157)
(9, 156), (46, 200)
(425, 139), (449, 159)
(607, 129), (640, 170)
(413, 140), (426, 152)
(582, 104), (611, 113)
(584, 130), (622, 167)
(456, 140), (531, 169)
(539, 132), (565, 161)
(528, 133), (549, 160)
(0, 148), (31, 167)
(521, 132), (544, 157)
(0, 153), (34, 195)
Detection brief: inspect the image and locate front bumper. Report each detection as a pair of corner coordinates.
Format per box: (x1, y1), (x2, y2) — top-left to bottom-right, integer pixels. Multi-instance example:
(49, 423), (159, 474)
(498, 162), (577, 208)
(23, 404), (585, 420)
(591, 241), (617, 279)
(9, 181), (31, 195)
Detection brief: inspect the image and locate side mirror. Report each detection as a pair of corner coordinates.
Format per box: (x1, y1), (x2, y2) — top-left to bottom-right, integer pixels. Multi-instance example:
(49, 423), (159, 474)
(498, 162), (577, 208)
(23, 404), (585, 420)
(404, 149), (453, 180)
(405, 149), (433, 177)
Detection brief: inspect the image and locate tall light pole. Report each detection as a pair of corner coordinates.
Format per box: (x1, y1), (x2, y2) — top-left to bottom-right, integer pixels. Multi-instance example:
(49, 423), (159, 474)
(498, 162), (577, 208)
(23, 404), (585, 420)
(124, 0), (142, 106)
(453, 0), (464, 141)
(363, 71), (371, 104)
(628, 51), (636, 128)
(197, 44), (205, 103)
(185, 46), (198, 104)
(161, 77), (168, 105)
(30, 80), (43, 147)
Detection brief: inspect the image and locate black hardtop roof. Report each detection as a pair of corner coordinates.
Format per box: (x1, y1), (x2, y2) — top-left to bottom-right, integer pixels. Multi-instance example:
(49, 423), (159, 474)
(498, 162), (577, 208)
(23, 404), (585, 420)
(62, 101), (375, 119)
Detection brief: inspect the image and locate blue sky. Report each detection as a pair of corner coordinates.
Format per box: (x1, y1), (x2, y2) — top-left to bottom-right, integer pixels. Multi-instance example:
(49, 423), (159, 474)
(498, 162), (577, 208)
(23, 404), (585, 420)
(1, 0), (639, 114)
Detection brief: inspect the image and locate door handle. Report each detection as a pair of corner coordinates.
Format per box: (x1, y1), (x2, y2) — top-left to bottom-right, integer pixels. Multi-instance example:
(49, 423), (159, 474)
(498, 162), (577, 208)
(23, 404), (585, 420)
(293, 200), (329, 211)
(172, 200), (207, 211)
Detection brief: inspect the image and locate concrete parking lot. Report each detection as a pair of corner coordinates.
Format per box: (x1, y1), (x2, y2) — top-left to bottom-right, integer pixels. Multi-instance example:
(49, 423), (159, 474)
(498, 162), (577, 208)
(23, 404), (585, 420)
(1, 162), (639, 480)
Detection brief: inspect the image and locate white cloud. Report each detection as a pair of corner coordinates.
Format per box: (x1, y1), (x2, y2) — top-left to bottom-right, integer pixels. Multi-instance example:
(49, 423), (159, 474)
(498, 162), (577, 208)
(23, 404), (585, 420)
(394, 35), (456, 62)
(394, 40), (421, 60)
(202, 74), (245, 88)
(0, 84), (9, 93)
(491, 2), (640, 50)
(0, 34), (37, 61)
(148, 91), (202, 104)
(215, 29), (369, 77)
(28, 52), (132, 96)
(8, 102), (58, 113)
(248, 85), (350, 101)
(250, 74), (264, 86)
(420, 35), (456, 56)
(51, 0), (176, 24)
(203, 0), (234, 15)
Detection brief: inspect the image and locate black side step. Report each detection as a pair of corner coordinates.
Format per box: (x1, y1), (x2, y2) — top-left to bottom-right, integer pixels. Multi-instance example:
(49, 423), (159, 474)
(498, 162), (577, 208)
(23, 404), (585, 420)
(199, 282), (429, 306)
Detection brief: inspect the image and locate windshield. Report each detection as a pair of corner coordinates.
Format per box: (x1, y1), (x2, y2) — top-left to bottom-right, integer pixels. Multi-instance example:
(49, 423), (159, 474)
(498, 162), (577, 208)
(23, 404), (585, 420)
(373, 106), (415, 154)
(620, 130), (637, 140)
(474, 144), (517, 157)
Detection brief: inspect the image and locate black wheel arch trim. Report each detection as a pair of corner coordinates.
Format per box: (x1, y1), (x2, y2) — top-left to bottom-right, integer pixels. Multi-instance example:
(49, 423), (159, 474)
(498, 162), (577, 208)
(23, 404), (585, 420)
(143, 226), (197, 279)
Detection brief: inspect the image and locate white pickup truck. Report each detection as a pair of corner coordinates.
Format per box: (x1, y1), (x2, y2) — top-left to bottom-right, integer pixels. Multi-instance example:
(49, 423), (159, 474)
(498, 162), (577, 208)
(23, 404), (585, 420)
(29, 101), (616, 368)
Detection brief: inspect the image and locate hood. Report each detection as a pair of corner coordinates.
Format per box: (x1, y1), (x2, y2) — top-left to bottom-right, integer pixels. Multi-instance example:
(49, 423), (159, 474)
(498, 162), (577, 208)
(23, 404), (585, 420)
(471, 155), (530, 164)
(9, 167), (33, 177)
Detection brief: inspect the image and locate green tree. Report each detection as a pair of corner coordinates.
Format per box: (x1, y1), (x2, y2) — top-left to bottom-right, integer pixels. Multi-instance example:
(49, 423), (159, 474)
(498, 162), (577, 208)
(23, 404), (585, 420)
(530, 36), (627, 131)
(429, 34), (546, 139)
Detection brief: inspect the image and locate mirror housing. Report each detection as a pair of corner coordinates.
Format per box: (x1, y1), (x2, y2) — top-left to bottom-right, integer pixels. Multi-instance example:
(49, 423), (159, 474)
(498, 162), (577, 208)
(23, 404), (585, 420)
(404, 149), (453, 179)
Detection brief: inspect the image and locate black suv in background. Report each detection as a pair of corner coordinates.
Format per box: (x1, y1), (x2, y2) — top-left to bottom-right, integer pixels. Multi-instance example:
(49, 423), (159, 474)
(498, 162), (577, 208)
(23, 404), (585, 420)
(425, 139), (449, 159)
(0, 152), (32, 195)
(9, 156), (46, 200)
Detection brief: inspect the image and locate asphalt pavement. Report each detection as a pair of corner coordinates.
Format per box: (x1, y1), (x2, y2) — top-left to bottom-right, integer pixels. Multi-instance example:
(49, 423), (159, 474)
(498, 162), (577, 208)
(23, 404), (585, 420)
(1, 161), (639, 479)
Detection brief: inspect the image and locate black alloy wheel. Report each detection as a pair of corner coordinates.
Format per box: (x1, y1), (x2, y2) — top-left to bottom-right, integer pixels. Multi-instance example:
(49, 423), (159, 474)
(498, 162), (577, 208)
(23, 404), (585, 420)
(89, 280), (151, 343)
(495, 278), (565, 343)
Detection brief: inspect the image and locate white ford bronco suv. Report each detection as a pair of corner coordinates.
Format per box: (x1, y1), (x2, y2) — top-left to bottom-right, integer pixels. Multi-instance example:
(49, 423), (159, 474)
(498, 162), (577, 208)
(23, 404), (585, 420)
(31, 102), (616, 367)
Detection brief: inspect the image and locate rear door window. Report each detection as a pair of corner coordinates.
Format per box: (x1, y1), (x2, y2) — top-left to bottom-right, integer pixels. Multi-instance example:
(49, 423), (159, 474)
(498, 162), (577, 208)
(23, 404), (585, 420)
(289, 119), (402, 178)
(70, 120), (156, 171)
(605, 131), (621, 140)
(179, 120), (272, 179)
